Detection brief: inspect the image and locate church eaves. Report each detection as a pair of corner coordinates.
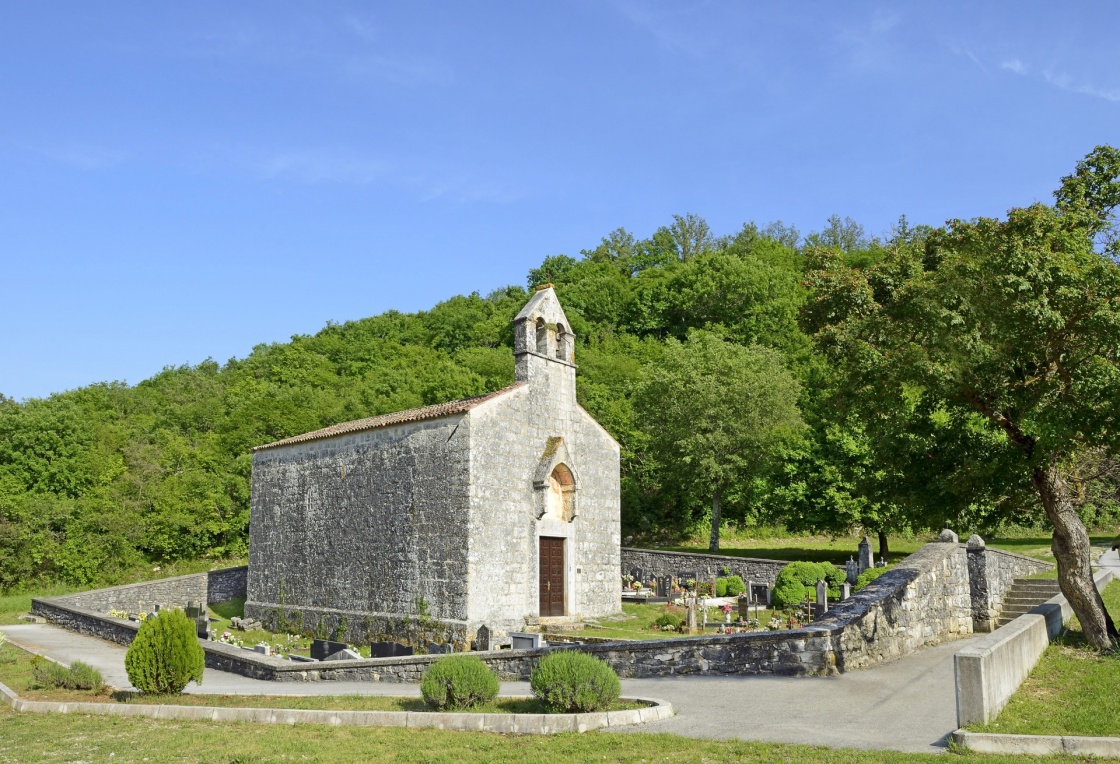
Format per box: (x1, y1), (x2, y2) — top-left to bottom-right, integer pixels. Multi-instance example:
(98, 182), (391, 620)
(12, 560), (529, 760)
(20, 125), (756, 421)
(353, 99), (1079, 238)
(251, 383), (525, 452)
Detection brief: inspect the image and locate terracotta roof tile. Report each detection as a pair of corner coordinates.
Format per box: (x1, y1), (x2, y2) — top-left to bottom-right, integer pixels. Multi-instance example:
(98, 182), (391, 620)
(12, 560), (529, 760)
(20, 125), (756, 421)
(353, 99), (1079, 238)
(252, 383), (525, 452)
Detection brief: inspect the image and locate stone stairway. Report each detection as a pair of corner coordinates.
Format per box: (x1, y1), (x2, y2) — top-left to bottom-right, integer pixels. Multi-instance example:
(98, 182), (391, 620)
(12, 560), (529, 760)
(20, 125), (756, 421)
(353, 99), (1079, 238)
(996, 578), (1061, 627)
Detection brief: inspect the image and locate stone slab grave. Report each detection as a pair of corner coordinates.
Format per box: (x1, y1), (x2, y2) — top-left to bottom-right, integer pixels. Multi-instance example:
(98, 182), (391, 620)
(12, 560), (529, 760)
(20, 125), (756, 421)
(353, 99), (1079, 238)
(230, 616), (262, 631)
(311, 638), (350, 661)
(427, 643), (453, 655)
(509, 632), (545, 650)
(369, 641), (414, 658)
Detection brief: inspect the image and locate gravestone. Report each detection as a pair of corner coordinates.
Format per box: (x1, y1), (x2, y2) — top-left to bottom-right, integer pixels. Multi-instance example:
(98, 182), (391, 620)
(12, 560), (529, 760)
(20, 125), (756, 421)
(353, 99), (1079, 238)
(311, 638), (349, 661)
(323, 648), (361, 661)
(686, 598), (699, 634)
(369, 641), (414, 658)
(195, 615), (210, 640)
(253, 644), (271, 656)
(656, 575), (671, 598)
(816, 579), (828, 614)
(185, 601), (205, 619)
(427, 642), (452, 655)
(475, 625), (491, 651)
(845, 557), (860, 585)
(858, 537), (874, 574)
(841, 582), (851, 600)
(750, 584), (769, 604)
(509, 632), (545, 650)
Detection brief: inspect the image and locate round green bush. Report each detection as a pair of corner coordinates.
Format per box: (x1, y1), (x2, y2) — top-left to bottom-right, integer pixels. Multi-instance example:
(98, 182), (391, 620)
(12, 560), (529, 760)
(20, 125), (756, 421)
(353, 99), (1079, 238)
(420, 655), (499, 710)
(772, 561), (847, 608)
(653, 612), (683, 630)
(530, 651), (621, 713)
(855, 566), (890, 591)
(124, 609), (205, 694)
(714, 578), (728, 597)
(724, 575), (746, 597)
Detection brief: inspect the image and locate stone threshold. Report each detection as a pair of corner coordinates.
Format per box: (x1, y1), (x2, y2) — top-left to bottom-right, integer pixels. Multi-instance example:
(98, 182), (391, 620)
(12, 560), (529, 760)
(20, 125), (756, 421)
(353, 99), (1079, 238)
(0, 681), (672, 734)
(953, 729), (1120, 758)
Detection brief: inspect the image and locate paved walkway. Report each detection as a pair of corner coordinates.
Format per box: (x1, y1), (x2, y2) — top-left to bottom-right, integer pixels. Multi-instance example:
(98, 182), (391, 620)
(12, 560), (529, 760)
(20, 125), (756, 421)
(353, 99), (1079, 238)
(2, 622), (972, 753)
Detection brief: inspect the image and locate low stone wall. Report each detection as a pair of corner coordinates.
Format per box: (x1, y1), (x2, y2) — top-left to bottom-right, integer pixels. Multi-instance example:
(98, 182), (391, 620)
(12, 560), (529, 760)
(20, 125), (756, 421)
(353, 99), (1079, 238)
(815, 541), (975, 671)
(954, 568), (1115, 727)
(620, 548), (787, 586)
(967, 545), (1053, 631)
(48, 566), (248, 614)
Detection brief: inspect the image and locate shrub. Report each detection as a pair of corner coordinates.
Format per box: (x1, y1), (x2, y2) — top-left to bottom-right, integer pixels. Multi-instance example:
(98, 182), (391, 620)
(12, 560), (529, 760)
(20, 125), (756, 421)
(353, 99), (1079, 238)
(714, 578), (728, 597)
(530, 651), (621, 713)
(653, 612), (683, 630)
(420, 655), (499, 710)
(773, 562), (847, 608)
(724, 575), (746, 597)
(30, 657), (104, 691)
(855, 566), (890, 591)
(125, 609), (205, 694)
(68, 661), (105, 691)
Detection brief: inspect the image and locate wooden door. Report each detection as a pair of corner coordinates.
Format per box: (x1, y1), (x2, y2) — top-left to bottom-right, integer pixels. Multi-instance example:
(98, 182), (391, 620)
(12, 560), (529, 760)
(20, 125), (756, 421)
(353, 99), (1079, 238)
(539, 537), (565, 617)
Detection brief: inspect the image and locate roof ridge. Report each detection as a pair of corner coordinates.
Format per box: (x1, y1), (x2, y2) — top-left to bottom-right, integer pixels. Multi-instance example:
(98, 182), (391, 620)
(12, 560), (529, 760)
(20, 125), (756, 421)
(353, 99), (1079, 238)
(252, 382), (525, 452)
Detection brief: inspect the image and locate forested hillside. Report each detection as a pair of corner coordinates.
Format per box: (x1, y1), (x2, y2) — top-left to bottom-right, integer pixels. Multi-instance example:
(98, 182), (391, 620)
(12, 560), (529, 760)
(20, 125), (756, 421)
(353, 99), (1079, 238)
(2, 204), (1118, 593)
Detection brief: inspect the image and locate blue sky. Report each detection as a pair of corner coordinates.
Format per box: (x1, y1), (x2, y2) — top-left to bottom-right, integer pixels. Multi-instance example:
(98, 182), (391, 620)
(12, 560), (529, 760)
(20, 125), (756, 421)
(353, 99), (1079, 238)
(1, 2), (1117, 400)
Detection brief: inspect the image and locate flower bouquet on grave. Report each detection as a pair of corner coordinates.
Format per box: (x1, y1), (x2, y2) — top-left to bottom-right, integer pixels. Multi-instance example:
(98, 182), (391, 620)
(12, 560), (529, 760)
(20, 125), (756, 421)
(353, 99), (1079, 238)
(721, 603), (734, 623)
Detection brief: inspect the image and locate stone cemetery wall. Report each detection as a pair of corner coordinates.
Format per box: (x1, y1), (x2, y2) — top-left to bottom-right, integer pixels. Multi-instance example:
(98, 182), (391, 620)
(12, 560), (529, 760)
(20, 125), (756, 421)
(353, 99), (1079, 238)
(967, 541), (1052, 631)
(245, 416), (474, 639)
(815, 541), (974, 671)
(46, 566), (248, 614)
(620, 548), (787, 586)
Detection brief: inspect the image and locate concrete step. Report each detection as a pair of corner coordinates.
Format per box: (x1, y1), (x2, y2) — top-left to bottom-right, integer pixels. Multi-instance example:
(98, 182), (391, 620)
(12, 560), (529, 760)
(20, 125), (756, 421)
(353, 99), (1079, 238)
(1009, 578), (1060, 589)
(1003, 595), (1052, 606)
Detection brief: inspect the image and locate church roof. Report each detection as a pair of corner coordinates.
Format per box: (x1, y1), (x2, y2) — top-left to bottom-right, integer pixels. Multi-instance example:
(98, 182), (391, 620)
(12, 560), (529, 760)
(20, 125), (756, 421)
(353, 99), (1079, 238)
(252, 382), (525, 452)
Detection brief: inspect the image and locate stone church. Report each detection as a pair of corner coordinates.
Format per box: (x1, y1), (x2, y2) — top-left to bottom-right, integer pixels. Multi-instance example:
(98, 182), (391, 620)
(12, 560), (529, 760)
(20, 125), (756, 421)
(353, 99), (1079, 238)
(244, 287), (621, 647)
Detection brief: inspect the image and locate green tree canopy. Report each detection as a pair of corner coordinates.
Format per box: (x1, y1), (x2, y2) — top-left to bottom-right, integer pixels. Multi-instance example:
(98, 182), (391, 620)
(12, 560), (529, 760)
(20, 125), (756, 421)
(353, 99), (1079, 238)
(634, 331), (806, 552)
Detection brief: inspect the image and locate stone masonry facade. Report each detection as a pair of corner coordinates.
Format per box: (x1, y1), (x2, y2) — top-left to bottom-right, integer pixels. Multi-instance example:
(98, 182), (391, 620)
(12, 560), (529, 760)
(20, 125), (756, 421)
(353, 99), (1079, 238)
(620, 548), (788, 587)
(244, 287), (621, 646)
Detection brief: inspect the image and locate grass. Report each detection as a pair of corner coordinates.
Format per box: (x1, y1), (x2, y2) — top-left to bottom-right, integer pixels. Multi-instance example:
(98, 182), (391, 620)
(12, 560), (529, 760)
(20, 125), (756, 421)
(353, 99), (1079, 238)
(569, 602), (777, 641)
(0, 707), (1089, 763)
(655, 525), (1117, 567)
(969, 579), (1120, 737)
(0, 642), (641, 714)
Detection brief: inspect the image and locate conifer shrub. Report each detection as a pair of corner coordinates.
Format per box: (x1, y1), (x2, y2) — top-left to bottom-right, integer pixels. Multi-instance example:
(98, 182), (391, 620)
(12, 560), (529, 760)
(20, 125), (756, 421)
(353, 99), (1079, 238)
(420, 655), (499, 710)
(855, 566), (890, 591)
(715, 578), (728, 597)
(124, 609), (205, 694)
(724, 575), (746, 596)
(772, 562), (846, 608)
(530, 651), (621, 713)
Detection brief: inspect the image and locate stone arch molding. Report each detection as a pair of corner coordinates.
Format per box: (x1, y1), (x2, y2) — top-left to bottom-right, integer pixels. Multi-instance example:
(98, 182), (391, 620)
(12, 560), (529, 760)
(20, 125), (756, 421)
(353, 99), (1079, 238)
(533, 437), (579, 521)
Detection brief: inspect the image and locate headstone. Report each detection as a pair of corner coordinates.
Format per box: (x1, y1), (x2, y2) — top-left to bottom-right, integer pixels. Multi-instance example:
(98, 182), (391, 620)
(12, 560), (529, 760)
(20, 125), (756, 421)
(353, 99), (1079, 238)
(841, 582), (851, 600)
(750, 584), (769, 604)
(815, 579), (828, 614)
(686, 599), (698, 634)
(311, 638), (349, 660)
(509, 632), (544, 650)
(185, 601), (204, 619)
(288, 654), (317, 663)
(427, 642), (452, 655)
(845, 557), (860, 584)
(253, 643), (271, 656)
(656, 575), (671, 598)
(679, 571), (698, 588)
(858, 537), (874, 574)
(369, 641), (414, 658)
(475, 625), (491, 651)
(738, 594), (750, 620)
(195, 616), (210, 640)
(322, 648), (361, 661)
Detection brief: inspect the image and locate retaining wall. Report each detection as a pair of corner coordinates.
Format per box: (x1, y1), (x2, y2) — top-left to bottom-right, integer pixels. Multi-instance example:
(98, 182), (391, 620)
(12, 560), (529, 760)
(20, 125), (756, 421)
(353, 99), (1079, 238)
(47, 567), (247, 614)
(954, 568), (1115, 727)
(620, 548), (787, 586)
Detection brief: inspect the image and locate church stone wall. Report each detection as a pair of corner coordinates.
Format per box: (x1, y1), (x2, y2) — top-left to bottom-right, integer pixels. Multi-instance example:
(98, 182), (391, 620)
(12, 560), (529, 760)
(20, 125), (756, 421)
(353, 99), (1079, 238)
(245, 416), (472, 642)
(465, 363), (621, 641)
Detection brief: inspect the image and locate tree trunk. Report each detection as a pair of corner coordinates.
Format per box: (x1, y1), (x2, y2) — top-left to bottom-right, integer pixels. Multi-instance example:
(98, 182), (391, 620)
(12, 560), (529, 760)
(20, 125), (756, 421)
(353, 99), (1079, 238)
(877, 530), (889, 562)
(1033, 464), (1118, 651)
(709, 486), (722, 553)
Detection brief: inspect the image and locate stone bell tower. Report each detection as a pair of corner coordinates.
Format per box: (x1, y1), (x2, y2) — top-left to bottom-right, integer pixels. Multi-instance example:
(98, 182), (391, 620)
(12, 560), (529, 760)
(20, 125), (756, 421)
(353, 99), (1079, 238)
(512, 285), (577, 404)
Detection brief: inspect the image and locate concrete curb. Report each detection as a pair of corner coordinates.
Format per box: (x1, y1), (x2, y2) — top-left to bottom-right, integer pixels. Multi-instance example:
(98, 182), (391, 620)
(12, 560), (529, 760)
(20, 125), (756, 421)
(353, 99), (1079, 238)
(0, 682), (672, 733)
(953, 729), (1120, 758)
(954, 568), (1114, 726)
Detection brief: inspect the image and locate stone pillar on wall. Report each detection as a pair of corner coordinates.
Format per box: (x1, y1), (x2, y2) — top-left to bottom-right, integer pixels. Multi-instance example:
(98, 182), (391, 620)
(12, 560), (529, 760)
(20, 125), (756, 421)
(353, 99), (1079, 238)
(966, 534), (995, 632)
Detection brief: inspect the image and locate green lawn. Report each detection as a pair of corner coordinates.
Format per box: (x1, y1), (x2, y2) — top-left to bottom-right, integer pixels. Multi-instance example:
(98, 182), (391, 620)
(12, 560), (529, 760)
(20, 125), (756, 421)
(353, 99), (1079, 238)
(969, 579), (1120, 737)
(0, 708), (1085, 763)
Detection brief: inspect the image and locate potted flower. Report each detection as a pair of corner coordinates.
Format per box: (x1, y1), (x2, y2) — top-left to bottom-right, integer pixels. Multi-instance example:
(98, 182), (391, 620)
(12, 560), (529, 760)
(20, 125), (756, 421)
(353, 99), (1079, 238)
(721, 603), (734, 623)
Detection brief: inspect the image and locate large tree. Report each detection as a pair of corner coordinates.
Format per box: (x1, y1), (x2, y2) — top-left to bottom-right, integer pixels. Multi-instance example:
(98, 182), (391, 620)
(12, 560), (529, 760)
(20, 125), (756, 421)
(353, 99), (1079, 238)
(804, 146), (1120, 649)
(635, 331), (805, 552)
